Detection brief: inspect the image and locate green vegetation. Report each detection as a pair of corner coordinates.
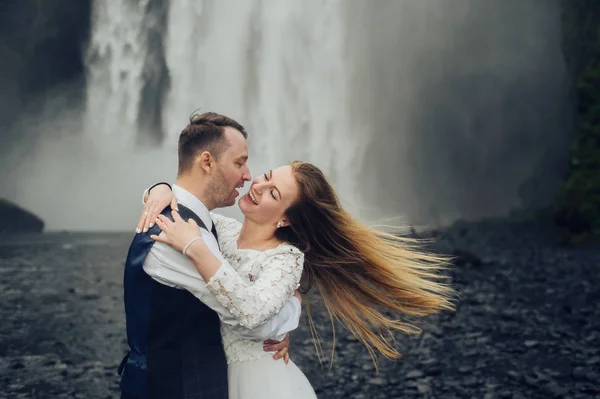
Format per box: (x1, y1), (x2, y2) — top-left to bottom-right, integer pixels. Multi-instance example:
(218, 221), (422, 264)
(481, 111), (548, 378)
(555, 1), (600, 243)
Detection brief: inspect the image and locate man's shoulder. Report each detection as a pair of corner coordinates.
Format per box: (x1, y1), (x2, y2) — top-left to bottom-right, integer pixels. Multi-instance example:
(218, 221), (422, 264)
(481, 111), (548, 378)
(173, 205), (209, 231)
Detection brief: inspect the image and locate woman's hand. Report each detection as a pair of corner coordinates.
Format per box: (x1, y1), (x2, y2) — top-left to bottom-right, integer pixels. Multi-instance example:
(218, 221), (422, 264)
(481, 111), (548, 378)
(137, 184), (178, 233)
(151, 211), (204, 254)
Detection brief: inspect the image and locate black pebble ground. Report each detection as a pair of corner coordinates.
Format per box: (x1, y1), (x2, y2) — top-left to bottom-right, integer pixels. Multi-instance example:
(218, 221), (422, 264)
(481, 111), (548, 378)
(1, 219), (598, 398)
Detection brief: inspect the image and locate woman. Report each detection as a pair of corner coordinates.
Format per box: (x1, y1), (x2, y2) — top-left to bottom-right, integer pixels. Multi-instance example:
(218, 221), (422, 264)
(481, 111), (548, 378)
(143, 161), (455, 398)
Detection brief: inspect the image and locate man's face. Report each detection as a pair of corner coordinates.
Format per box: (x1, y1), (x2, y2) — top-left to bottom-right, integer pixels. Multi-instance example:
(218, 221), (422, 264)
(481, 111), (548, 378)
(208, 127), (251, 208)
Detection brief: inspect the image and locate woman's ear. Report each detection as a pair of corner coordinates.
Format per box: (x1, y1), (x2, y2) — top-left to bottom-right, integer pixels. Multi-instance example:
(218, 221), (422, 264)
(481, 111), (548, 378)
(277, 219), (290, 228)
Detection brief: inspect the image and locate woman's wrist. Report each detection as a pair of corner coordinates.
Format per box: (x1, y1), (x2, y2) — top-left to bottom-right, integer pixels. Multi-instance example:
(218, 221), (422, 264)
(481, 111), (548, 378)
(185, 237), (223, 282)
(144, 182), (172, 204)
(182, 236), (203, 256)
(185, 238), (210, 261)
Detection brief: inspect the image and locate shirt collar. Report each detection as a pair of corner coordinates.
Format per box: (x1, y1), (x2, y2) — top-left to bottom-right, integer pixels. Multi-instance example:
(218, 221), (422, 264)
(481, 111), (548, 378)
(172, 184), (213, 231)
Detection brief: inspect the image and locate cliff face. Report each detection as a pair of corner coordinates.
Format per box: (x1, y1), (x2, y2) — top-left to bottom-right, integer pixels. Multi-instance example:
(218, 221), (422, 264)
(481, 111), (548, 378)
(0, 0), (90, 145)
(561, 0), (600, 79)
(555, 0), (600, 243)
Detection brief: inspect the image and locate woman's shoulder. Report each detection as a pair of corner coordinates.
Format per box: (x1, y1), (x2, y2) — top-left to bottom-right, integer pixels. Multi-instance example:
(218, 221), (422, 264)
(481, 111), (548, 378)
(259, 244), (304, 280)
(265, 243), (304, 261)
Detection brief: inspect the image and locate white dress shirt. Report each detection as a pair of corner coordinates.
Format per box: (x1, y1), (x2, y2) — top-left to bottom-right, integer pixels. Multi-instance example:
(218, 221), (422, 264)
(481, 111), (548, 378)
(142, 184), (301, 341)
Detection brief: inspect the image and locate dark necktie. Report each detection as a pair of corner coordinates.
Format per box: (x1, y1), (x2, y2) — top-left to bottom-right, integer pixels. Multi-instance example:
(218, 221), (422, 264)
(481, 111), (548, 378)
(210, 222), (219, 244)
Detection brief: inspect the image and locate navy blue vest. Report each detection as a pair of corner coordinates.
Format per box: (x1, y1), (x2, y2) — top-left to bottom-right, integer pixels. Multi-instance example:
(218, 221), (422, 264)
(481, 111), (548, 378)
(119, 205), (228, 399)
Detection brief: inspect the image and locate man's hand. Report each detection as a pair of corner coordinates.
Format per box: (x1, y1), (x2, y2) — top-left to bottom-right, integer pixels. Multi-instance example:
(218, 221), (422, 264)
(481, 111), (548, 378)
(262, 292), (301, 364)
(264, 333), (290, 364)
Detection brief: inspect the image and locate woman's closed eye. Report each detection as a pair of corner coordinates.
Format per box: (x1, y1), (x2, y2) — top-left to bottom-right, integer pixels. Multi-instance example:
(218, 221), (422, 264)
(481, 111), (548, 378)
(264, 172), (278, 200)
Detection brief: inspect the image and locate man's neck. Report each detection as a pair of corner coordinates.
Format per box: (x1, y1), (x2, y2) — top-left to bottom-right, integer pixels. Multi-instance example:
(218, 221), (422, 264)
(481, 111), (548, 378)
(176, 175), (214, 211)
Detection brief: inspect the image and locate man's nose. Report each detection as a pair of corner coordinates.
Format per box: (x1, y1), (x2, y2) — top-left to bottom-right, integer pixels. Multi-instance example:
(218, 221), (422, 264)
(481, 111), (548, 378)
(242, 165), (252, 182)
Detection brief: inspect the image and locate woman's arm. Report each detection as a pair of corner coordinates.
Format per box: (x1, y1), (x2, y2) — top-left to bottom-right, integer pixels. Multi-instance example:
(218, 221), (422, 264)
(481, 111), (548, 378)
(204, 252), (303, 329)
(136, 183), (177, 233)
(152, 211), (304, 329)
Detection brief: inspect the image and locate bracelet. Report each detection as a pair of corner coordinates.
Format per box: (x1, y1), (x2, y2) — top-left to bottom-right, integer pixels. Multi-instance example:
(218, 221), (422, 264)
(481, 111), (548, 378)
(182, 236), (203, 257)
(149, 182), (172, 193)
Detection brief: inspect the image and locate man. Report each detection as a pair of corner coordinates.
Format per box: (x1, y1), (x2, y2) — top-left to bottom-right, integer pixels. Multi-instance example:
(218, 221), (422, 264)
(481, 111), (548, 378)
(120, 112), (300, 399)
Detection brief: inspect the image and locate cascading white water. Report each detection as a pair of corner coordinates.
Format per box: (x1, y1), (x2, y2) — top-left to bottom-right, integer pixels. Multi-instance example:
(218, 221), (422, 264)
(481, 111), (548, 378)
(85, 0), (149, 148)
(81, 0), (372, 228)
(161, 0), (368, 217)
(0, 0), (570, 231)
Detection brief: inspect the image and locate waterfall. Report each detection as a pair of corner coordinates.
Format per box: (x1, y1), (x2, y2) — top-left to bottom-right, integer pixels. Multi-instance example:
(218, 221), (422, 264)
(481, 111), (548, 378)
(1, 0), (570, 231)
(83, 0), (371, 227)
(161, 0), (369, 216)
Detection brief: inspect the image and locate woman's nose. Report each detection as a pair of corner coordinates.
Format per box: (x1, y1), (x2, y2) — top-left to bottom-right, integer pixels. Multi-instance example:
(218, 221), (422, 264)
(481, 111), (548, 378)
(253, 181), (268, 193)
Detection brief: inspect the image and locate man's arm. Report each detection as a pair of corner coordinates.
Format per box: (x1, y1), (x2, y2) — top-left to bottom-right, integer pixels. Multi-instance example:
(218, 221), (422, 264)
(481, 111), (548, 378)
(143, 228), (300, 341)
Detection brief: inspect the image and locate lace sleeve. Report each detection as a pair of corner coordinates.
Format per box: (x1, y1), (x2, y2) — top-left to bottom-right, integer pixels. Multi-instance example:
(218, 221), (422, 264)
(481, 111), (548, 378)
(205, 248), (304, 329)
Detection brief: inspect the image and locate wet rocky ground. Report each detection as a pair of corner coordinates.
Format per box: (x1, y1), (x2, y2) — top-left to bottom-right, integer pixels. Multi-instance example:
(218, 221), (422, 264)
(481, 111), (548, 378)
(0, 219), (599, 398)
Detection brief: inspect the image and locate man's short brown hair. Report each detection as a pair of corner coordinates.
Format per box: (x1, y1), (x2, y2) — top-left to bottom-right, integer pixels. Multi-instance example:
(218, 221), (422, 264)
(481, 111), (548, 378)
(177, 111), (247, 175)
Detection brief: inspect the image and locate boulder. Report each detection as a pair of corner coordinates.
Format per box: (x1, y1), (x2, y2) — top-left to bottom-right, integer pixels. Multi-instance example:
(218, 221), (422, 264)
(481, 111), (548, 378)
(0, 198), (44, 233)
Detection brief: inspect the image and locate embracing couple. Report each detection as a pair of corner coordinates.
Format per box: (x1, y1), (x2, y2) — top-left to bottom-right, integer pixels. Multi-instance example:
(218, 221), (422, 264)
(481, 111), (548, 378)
(118, 112), (454, 398)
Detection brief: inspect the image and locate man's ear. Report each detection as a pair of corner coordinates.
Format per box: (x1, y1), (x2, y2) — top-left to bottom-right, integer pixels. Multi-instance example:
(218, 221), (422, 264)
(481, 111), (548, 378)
(198, 151), (213, 173)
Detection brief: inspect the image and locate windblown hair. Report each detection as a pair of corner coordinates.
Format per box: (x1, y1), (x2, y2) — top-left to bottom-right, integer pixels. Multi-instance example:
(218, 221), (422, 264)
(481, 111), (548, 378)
(178, 111), (247, 175)
(275, 161), (456, 366)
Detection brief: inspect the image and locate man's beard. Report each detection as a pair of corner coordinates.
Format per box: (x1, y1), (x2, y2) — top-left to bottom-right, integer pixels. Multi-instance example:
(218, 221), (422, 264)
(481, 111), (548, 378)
(205, 169), (235, 209)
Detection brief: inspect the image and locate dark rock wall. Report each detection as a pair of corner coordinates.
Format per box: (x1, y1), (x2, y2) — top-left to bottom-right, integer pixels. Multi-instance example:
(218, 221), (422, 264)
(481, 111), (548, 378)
(0, 0), (91, 152)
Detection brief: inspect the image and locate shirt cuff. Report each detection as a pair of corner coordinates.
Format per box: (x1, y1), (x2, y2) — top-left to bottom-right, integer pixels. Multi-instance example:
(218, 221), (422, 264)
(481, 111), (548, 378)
(286, 296), (301, 328)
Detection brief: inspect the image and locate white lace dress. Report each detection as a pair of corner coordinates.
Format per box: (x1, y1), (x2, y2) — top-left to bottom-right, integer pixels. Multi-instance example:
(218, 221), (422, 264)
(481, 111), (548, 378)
(205, 213), (317, 399)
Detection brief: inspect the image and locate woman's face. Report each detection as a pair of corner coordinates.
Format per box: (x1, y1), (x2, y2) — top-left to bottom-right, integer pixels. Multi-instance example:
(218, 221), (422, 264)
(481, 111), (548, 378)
(238, 165), (299, 228)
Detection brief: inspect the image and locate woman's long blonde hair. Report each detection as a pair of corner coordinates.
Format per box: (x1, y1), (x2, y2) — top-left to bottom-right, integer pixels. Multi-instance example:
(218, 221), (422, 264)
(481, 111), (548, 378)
(275, 161), (456, 366)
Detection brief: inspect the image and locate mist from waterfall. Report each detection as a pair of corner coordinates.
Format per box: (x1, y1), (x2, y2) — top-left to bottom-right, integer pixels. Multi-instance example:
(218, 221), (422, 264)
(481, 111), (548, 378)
(0, 0), (570, 231)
